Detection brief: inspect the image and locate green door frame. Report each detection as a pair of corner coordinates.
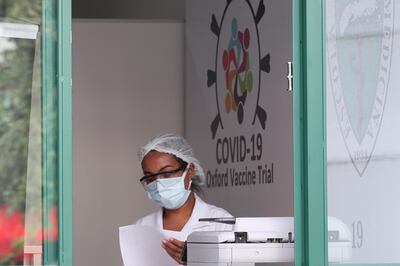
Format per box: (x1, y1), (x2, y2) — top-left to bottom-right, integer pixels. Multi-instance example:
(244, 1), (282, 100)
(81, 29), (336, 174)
(293, 0), (327, 265)
(294, 0), (400, 266)
(42, 0), (72, 265)
(44, 0), (336, 265)
(58, 0), (73, 265)
(44, 0), (332, 265)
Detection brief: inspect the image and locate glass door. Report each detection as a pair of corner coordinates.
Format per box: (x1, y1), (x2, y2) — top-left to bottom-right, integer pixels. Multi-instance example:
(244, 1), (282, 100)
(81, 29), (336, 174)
(0, 1), (71, 265)
(326, 0), (400, 264)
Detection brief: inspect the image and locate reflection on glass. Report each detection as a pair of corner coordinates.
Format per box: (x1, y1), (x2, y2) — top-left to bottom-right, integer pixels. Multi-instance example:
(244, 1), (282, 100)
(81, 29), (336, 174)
(326, 0), (399, 264)
(0, 35), (36, 265)
(0, 1), (59, 265)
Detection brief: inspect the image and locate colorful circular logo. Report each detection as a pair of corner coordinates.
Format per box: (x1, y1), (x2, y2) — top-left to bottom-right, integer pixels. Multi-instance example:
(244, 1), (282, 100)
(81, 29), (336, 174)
(208, 0), (270, 139)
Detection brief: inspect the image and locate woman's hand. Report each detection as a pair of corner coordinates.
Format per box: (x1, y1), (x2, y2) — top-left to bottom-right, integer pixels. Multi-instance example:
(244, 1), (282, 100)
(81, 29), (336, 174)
(162, 238), (186, 265)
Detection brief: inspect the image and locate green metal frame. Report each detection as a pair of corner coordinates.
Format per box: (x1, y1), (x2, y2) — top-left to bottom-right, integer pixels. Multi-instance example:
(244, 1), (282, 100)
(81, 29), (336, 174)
(58, 0), (73, 265)
(293, 0), (327, 265)
(42, 0), (56, 263)
(42, 0), (72, 265)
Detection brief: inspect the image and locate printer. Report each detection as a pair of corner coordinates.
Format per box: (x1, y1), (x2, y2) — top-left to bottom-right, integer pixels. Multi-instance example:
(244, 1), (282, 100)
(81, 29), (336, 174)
(186, 217), (352, 266)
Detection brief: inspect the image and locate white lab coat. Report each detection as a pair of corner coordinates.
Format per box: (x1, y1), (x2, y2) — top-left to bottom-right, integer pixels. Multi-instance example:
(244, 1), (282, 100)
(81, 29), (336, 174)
(135, 193), (233, 240)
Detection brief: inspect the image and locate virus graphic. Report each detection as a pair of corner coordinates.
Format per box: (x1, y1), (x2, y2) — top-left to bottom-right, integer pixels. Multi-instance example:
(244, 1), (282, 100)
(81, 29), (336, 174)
(208, 0), (270, 139)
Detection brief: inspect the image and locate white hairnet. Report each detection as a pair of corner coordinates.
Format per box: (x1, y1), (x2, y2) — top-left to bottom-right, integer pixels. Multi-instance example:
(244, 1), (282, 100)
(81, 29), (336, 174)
(138, 133), (205, 186)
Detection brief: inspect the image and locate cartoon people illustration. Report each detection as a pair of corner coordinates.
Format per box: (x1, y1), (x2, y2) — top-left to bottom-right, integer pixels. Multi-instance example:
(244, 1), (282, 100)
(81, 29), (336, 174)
(222, 18), (253, 124)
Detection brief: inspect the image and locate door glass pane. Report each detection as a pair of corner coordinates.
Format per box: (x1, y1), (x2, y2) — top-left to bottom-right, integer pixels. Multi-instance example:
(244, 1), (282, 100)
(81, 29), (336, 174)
(326, 0), (399, 264)
(0, 1), (59, 265)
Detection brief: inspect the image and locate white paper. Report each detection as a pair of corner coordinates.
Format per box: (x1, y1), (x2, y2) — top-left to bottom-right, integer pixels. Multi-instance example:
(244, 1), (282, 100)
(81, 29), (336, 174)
(119, 225), (185, 266)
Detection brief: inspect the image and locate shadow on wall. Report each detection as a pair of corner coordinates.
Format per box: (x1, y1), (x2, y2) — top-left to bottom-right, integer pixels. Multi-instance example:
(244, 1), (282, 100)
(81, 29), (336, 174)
(72, 0), (184, 20)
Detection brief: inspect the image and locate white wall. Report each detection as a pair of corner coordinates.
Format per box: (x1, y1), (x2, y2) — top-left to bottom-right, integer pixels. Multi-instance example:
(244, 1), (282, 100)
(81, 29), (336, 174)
(72, 20), (184, 266)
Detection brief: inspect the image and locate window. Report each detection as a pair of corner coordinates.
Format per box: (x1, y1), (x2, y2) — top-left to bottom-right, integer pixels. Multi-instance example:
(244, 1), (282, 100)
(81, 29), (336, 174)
(0, 1), (71, 265)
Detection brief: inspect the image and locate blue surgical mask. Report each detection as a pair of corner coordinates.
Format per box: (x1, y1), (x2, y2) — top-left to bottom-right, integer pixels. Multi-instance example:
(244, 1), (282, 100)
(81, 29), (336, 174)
(145, 168), (191, 209)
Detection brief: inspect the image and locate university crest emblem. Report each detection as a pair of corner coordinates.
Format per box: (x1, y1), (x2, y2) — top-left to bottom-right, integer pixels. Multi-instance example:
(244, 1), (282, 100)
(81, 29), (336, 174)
(327, 0), (394, 175)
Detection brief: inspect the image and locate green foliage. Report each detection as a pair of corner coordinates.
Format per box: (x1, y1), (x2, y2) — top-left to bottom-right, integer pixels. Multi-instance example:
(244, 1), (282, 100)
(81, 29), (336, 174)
(0, 1), (41, 211)
(0, 0), (41, 24)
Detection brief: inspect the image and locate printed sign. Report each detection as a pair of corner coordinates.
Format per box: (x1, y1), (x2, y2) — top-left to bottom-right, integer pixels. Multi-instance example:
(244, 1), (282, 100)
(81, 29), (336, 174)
(185, 0), (293, 217)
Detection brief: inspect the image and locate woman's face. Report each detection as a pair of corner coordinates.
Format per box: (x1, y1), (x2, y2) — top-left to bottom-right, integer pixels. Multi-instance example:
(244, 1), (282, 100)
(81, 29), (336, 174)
(141, 151), (194, 189)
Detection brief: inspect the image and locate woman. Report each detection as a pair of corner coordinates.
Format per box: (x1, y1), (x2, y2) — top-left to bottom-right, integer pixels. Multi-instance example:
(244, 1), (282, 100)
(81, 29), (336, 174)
(135, 133), (232, 265)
